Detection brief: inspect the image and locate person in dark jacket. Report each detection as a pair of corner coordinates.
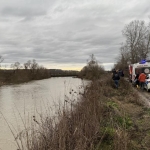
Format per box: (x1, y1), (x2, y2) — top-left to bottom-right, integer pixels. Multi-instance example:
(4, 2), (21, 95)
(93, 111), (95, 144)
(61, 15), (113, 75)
(134, 72), (140, 88)
(112, 69), (120, 88)
(118, 69), (124, 77)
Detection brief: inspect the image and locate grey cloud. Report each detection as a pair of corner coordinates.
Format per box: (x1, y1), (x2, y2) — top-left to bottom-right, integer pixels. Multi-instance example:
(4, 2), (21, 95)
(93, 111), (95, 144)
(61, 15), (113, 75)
(1, 7), (46, 17)
(0, 0), (57, 18)
(0, 0), (150, 70)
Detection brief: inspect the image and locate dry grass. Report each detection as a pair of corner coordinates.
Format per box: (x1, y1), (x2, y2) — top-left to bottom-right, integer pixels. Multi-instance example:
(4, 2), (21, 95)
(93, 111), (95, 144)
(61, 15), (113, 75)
(12, 74), (150, 150)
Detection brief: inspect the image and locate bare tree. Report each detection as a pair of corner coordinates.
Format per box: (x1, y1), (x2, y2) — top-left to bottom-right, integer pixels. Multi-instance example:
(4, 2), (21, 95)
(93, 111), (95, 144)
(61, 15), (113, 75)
(0, 56), (4, 63)
(24, 60), (31, 69)
(23, 59), (39, 74)
(122, 20), (150, 63)
(11, 62), (21, 70)
(10, 64), (15, 70)
(0, 55), (4, 68)
(80, 54), (105, 80)
(87, 54), (98, 67)
(116, 20), (150, 70)
(117, 43), (130, 66)
(31, 59), (38, 70)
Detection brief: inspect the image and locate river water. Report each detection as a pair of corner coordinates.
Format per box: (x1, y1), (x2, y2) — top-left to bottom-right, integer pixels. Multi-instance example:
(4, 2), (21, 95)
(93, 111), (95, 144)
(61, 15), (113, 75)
(0, 77), (86, 150)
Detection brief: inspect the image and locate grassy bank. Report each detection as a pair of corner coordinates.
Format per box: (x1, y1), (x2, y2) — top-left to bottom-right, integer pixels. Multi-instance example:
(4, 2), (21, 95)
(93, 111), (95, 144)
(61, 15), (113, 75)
(15, 74), (150, 150)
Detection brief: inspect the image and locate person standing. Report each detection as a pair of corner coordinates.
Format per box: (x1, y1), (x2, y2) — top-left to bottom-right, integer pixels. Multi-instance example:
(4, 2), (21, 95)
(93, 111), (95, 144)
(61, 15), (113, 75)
(134, 72), (140, 88)
(138, 72), (146, 90)
(118, 69), (124, 77)
(112, 69), (120, 89)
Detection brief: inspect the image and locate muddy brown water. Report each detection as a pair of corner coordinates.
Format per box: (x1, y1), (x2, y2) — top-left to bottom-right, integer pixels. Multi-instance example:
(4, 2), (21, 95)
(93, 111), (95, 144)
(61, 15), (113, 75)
(0, 77), (86, 150)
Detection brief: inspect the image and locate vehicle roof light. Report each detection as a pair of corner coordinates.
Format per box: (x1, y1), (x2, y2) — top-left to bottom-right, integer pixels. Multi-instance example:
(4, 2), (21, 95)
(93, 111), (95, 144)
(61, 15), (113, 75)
(139, 60), (146, 64)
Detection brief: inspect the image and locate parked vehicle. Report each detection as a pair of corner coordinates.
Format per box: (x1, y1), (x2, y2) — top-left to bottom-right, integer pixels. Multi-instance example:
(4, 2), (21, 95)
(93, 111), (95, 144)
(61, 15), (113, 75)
(129, 60), (150, 90)
(144, 74), (150, 92)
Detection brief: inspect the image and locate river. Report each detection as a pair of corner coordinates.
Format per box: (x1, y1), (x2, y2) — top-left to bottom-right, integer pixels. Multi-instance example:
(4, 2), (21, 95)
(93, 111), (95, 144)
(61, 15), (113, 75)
(0, 77), (86, 150)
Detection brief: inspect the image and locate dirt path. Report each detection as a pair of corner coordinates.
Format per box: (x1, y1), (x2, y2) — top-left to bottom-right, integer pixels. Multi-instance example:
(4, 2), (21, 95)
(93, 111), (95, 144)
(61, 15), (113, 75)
(135, 88), (150, 107)
(125, 77), (150, 107)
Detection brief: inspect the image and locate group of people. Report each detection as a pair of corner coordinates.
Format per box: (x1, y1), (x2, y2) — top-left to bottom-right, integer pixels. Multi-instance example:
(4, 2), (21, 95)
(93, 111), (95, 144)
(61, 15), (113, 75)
(134, 72), (147, 90)
(112, 68), (148, 90)
(112, 69), (124, 89)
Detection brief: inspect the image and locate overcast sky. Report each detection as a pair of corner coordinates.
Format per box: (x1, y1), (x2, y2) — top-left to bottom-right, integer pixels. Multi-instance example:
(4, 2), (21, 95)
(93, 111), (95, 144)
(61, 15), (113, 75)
(0, 0), (150, 70)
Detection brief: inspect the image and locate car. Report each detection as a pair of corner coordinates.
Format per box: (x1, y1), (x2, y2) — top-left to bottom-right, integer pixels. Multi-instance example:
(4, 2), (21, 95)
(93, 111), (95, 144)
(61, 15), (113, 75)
(144, 74), (150, 92)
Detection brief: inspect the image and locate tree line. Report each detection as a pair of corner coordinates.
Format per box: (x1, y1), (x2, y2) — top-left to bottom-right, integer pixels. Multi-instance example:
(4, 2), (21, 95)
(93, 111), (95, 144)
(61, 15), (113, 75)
(10, 59), (47, 73)
(0, 58), (50, 84)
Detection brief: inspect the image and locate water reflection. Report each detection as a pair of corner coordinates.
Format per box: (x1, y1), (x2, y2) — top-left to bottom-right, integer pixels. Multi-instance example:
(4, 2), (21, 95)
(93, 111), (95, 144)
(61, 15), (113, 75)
(0, 77), (85, 150)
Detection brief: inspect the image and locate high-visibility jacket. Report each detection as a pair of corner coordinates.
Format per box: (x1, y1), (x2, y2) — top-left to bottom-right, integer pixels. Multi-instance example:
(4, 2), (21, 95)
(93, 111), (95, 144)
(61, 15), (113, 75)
(138, 73), (146, 82)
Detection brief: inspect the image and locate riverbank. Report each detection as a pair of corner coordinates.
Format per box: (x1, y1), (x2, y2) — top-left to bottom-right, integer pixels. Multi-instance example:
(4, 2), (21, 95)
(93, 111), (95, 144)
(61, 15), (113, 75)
(15, 74), (150, 150)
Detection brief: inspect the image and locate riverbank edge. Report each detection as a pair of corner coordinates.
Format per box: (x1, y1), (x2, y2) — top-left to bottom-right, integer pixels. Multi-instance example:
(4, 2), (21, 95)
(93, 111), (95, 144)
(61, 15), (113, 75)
(15, 75), (150, 149)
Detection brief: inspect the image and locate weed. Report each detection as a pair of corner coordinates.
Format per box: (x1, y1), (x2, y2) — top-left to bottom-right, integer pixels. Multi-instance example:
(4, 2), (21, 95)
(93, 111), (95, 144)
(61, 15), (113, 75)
(116, 116), (133, 129)
(107, 101), (118, 109)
